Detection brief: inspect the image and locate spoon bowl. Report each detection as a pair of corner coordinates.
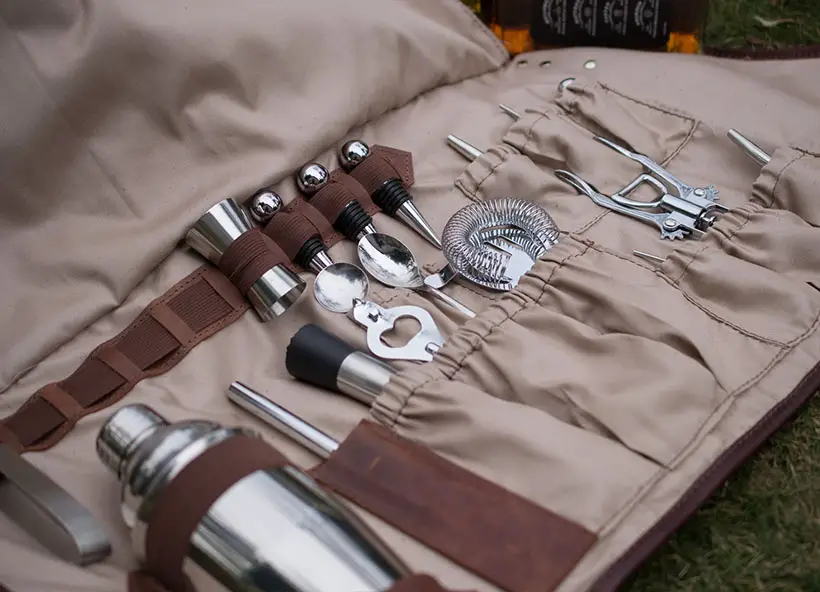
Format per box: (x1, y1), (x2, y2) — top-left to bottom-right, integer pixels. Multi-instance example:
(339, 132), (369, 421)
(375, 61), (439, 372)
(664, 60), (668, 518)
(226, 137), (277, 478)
(313, 263), (369, 314)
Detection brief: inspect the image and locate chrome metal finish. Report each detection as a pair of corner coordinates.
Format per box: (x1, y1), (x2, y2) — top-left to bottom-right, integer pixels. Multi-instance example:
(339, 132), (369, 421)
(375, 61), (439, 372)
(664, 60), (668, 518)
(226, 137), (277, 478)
(351, 299), (444, 362)
(339, 140), (371, 170)
(727, 129), (772, 166)
(96, 405), (165, 479)
(358, 233), (475, 318)
(555, 136), (727, 241)
(355, 222), (378, 241)
(297, 162), (330, 195)
(337, 352), (396, 405)
(442, 198), (560, 291)
(314, 263), (446, 362)
(99, 404), (408, 592)
(249, 266), (306, 322)
(446, 135), (483, 161)
(499, 104), (522, 121)
(186, 198), (306, 320)
(559, 77), (576, 91)
(314, 263), (370, 314)
(186, 198), (253, 265)
(633, 250), (668, 264)
(423, 262), (458, 290)
(584, 59), (597, 70)
(394, 201), (443, 250)
(227, 382), (339, 459)
(0, 444), (111, 566)
(308, 250), (334, 274)
(248, 190), (284, 224)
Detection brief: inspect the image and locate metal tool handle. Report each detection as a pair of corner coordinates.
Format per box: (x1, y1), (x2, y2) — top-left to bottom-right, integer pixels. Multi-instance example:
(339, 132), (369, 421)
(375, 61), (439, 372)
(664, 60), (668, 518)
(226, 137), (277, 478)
(728, 129), (772, 166)
(227, 382), (339, 459)
(423, 286), (476, 318)
(0, 444), (111, 566)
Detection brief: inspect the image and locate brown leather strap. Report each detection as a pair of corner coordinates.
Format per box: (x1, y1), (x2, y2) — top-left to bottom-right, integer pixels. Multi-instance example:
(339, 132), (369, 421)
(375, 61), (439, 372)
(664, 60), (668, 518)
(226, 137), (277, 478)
(283, 198), (341, 244)
(348, 145), (414, 195)
(263, 210), (323, 262)
(217, 228), (289, 295)
(387, 575), (474, 592)
(0, 267), (248, 453)
(312, 421), (597, 592)
(144, 434), (288, 592)
(308, 169), (377, 224)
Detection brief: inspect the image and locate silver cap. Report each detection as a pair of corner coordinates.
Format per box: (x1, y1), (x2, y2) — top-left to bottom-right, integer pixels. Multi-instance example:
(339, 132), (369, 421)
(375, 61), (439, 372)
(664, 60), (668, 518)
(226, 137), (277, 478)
(296, 163), (330, 195)
(339, 140), (370, 170)
(248, 190), (284, 224)
(96, 405), (167, 479)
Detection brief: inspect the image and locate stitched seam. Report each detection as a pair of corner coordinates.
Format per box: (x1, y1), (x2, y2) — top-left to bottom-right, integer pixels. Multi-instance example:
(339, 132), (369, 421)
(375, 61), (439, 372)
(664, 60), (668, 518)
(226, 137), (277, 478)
(769, 153), (807, 209)
(388, 244), (591, 427)
(598, 82), (695, 122)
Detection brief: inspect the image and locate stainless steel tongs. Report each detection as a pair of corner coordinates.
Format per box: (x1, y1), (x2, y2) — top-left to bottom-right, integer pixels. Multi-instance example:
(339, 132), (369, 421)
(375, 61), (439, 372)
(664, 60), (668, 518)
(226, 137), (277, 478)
(556, 137), (729, 240)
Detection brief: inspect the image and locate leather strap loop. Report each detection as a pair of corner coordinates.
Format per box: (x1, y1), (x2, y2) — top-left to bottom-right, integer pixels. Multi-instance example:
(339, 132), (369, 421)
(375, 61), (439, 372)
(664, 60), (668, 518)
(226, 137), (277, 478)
(39, 384), (83, 421)
(95, 346), (142, 383)
(150, 303), (195, 345)
(0, 266), (249, 453)
(217, 228), (289, 296)
(308, 169), (376, 224)
(348, 145), (414, 195)
(144, 435), (288, 592)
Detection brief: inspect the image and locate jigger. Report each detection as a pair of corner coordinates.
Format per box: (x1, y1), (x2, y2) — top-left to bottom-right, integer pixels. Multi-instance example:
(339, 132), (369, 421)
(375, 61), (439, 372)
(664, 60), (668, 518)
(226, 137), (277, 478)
(249, 189), (334, 273)
(186, 198), (305, 321)
(339, 140), (442, 250)
(297, 162), (377, 241)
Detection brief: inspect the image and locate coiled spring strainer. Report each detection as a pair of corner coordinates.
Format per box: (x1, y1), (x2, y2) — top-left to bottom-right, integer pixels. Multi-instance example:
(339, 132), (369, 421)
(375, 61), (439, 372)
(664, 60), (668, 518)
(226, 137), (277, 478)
(442, 198), (560, 291)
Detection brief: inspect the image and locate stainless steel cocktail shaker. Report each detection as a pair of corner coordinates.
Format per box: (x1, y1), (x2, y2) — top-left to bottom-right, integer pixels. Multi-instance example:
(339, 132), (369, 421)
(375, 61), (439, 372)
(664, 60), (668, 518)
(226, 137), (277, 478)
(97, 404), (408, 592)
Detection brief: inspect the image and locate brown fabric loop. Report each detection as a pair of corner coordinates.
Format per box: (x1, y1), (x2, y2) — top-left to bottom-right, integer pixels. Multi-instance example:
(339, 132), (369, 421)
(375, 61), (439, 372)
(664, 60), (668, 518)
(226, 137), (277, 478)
(128, 571), (194, 592)
(95, 346), (142, 382)
(201, 267), (246, 311)
(0, 266), (249, 453)
(348, 145), (414, 195)
(217, 228), (289, 296)
(286, 198), (338, 243)
(39, 384), (82, 421)
(144, 435), (288, 592)
(150, 303), (196, 346)
(308, 169), (377, 224)
(263, 210), (321, 262)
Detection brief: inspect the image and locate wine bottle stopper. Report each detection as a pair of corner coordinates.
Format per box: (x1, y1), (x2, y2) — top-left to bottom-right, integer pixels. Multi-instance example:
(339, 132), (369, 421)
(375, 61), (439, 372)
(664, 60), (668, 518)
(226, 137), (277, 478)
(296, 163), (330, 195)
(248, 189), (284, 224)
(339, 140), (371, 170)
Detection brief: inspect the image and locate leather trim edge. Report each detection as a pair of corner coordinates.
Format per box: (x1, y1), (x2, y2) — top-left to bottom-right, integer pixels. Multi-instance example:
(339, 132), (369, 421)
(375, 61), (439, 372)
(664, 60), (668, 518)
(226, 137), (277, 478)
(589, 360), (820, 591)
(705, 44), (820, 60)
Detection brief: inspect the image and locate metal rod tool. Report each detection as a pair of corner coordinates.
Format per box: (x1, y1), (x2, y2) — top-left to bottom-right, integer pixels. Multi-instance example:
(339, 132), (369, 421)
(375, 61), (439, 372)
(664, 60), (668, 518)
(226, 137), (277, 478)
(340, 140), (442, 250)
(727, 129), (772, 166)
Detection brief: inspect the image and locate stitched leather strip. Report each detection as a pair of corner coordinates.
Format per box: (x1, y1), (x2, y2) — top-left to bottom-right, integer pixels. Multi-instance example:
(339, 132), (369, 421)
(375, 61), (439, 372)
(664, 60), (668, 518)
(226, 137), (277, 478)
(308, 169), (377, 224)
(348, 145), (415, 195)
(217, 228), (290, 296)
(144, 434), (288, 592)
(95, 346), (142, 382)
(0, 267), (248, 453)
(39, 384), (83, 421)
(312, 421), (597, 592)
(150, 303), (195, 346)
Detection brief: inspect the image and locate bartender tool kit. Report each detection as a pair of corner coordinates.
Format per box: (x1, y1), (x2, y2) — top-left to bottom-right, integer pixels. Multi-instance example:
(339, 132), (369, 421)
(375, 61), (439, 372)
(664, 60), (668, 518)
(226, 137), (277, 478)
(0, 108), (804, 592)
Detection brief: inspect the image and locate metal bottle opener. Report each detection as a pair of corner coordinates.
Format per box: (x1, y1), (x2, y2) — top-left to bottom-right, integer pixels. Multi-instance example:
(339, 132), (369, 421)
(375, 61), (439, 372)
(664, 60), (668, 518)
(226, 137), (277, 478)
(351, 299), (443, 362)
(556, 137), (728, 240)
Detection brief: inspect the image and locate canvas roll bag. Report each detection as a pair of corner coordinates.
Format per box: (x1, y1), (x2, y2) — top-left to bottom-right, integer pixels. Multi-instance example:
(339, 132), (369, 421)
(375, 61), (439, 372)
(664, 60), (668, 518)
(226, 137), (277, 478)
(2, 1), (820, 591)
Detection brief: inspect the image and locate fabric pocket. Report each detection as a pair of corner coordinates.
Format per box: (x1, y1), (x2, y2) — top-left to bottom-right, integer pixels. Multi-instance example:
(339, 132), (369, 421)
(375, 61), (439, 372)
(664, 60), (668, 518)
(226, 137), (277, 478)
(751, 141), (820, 227)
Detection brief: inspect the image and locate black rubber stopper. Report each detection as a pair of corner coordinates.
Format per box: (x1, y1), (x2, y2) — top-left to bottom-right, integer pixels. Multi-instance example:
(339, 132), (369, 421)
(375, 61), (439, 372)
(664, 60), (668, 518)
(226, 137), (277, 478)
(372, 178), (411, 216)
(285, 324), (357, 393)
(334, 201), (373, 240)
(294, 235), (326, 270)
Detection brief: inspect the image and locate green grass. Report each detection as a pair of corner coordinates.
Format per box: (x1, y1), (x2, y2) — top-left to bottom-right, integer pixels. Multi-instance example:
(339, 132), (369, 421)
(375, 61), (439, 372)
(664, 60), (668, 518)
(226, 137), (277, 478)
(706, 0), (820, 49)
(625, 396), (820, 591)
(625, 3), (820, 590)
